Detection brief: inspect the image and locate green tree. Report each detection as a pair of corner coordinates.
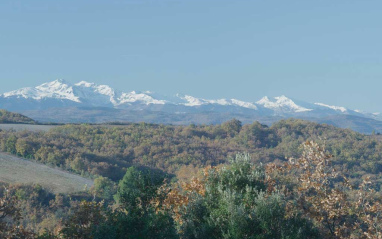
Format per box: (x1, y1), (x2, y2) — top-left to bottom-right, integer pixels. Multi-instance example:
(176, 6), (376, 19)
(175, 154), (319, 239)
(92, 176), (116, 202)
(115, 166), (166, 210)
(5, 135), (17, 154)
(95, 167), (178, 239)
(222, 119), (242, 137)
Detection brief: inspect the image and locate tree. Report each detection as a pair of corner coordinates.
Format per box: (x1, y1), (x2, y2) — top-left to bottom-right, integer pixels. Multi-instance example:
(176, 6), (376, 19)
(115, 166), (166, 211)
(92, 176), (116, 202)
(266, 141), (382, 238)
(94, 166), (178, 239)
(0, 187), (35, 239)
(222, 119), (242, 137)
(159, 154), (319, 239)
(60, 201), (105, 239)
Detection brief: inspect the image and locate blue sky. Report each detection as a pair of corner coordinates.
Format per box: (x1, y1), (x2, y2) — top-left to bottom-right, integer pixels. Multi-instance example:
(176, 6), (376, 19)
(1, 0), (382, 112)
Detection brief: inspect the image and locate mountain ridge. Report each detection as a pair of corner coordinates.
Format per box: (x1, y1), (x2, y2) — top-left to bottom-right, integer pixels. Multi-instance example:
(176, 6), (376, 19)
(1, 79), (381, 134)
(1, 79), (378, 117)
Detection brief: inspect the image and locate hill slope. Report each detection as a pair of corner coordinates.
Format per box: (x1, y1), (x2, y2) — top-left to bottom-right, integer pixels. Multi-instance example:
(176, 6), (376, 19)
(1, 119), (382, 185)
(0, 109), (36, 124)
(0, 152), (93, 194)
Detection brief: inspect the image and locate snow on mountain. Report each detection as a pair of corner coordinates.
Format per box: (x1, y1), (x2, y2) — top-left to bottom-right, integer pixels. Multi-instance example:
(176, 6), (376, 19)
(75, 81), (118, 105)
(230, 99), (258, 110)
(177, 94), (257, 109)
(1, 80), (379, 121)
(73, 81), (168, 106)
(76, 81), (115, 98)
(118, 91), (166, 105)
(256, 95), (312, 113)
(3, 87), (39, 99)
(1, 80), (168, 106)
(314, 103), (347, 113)
(3, 79), (80, 102)
(177, 95), (204, 106)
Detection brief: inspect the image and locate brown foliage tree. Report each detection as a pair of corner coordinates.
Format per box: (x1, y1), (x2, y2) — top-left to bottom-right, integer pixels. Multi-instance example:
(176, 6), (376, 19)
(0, 187), (35, 239)
(266, 141), (382, 238)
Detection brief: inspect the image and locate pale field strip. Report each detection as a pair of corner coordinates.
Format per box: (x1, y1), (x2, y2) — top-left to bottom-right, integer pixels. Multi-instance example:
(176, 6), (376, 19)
(0, 124), (56, 132)
(0, 152), (93, 194)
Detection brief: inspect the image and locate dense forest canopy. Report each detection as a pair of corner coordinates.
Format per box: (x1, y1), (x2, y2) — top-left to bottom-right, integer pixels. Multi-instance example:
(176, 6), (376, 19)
(1, 119), (381, 184)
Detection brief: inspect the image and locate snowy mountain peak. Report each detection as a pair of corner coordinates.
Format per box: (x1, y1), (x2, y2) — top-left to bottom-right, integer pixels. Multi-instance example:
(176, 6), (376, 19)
(257, 96), (270, 104)
(75, 81), (95, 87)
(274, 95), (290, 101)
(179, 95), (204, 106)
(257, 95), (312, 113)
(36, 79), (70, 90)
(45, 79), (68, 85)
(74, 81), (118, 105)
(118, 91), (166, 105)
(3, 79), (80, 103)
(36, 79), (80, 102)
(1, 80), (379, 122)
(176, 95), (258, 109)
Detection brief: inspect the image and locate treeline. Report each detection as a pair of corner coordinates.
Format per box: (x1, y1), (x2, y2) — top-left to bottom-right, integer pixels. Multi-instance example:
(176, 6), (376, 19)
(0, 109), (36, 124)
(1, 119), (382, 185)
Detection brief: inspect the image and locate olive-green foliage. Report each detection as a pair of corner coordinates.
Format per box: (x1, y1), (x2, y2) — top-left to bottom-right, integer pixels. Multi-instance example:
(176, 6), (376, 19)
(92, 176), (117, 202)
(59, 201), (105, 239)
(115, 166), (166, 210)
(0, 182), (94, 237)
(96, 207), (178, 239)
(0, 109), (36, 124)
(91, 167), (178, 239)
(1, 118), (382, 186)
(179, 154), (319, 239)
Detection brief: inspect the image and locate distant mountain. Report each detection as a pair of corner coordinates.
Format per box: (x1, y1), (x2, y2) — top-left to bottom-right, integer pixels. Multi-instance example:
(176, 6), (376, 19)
(1, 79), (381, 134)
(314, 115), (382, 135)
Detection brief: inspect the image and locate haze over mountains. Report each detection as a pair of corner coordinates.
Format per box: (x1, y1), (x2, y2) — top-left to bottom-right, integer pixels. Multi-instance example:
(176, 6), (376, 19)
(1, 79), (381, 134)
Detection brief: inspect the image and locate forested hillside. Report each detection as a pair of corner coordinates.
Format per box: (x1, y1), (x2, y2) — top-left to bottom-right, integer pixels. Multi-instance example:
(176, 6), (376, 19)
(0, 109), (36, 124)
(0, 119), (381, 184)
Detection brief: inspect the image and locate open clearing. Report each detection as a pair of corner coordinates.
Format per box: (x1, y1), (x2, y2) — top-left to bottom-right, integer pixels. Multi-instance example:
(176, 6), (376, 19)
(0, 124), (57, 132)
(0, 152), (93, 194)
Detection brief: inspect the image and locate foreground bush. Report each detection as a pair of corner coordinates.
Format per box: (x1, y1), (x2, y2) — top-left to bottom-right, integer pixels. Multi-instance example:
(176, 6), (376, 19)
(158, 153), (319, 239)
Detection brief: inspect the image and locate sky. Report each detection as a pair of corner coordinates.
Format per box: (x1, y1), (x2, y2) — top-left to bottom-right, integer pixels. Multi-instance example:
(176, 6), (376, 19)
(1, 0), (382, 112)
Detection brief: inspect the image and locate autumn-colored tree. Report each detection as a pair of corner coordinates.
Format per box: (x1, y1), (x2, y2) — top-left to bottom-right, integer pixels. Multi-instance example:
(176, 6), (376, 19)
(59, 201), (105, 239)
(0, 187), (35, 239)
(266, 141), (382, 239)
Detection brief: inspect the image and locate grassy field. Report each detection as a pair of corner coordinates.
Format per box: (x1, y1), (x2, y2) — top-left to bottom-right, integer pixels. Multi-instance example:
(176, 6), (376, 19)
(0, 152), (93, 194)
(0, 124), (57, 132)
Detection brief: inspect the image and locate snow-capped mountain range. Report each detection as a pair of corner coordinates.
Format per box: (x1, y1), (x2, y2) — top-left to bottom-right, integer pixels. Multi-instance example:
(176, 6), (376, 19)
(0, 79), (378, 117)
(1, 79), (382, 134)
